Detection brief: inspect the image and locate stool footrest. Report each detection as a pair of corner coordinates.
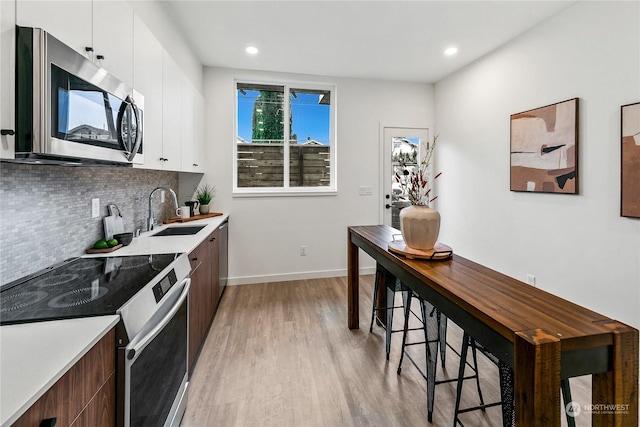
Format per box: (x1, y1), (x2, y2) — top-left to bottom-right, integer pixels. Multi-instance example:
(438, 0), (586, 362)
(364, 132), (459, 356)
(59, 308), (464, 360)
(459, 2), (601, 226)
(457, 400), (503, 414)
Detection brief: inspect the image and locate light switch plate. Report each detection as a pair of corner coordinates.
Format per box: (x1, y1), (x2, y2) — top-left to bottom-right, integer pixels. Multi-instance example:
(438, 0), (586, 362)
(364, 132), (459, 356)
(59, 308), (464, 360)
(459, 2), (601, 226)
(359, 186), (373, 196)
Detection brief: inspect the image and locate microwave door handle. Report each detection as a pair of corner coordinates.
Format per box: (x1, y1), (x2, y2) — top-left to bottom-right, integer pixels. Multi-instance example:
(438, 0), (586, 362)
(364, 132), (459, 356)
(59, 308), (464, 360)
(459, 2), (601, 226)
(116, 98), (131, 157)
(117, 96), (141, 162)
(128, 96), (142, 161)
(125, 278), (190, 363)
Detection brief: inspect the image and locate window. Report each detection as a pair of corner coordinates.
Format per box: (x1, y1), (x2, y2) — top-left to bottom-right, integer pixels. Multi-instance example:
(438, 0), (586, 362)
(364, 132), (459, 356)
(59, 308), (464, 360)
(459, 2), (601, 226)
(235, 81), (336, 195)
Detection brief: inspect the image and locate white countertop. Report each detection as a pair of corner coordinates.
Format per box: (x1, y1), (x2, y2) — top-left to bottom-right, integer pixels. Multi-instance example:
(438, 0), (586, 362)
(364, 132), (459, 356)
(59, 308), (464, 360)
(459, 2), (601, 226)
(0, 213), (228, 426)
(0, 315), (120, 427)
(83, 214), (229, 257)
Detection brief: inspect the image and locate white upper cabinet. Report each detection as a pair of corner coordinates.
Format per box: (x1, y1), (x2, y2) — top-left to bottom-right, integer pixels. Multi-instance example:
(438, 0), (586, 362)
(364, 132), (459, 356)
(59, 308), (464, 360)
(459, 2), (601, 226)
(92, 0), (134, 85)
(162, 52), (183, 171)
(194, 91), (206, 171)
(1, 0), (16, 159)
(133, 15), (164, 170)
(133, 14), (203, 173)
(181, 82), (196, 172)
(180, 84), (205, 173)
(16, 0), (134, 87)
(16, 0), (93, 57)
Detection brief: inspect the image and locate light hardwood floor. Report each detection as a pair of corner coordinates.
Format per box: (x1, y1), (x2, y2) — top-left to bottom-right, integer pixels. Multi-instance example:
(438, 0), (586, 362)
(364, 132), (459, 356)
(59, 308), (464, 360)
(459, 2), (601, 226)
(182, 276), (591, 426)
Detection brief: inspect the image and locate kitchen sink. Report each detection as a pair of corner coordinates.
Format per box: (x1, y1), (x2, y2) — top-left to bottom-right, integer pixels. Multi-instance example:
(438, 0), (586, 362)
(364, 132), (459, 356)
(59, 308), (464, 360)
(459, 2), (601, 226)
(151, 225), (206, 237)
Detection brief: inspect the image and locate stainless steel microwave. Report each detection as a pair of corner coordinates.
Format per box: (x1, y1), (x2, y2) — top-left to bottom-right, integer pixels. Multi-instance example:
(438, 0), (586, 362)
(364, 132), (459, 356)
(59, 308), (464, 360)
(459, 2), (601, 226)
(13, 26), (143, 166)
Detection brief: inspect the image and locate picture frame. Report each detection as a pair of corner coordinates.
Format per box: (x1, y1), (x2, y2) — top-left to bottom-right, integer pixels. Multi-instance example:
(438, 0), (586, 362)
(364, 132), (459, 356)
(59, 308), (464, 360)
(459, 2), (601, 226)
(621, 101), (640, 218)
(510, 98), (579, 194)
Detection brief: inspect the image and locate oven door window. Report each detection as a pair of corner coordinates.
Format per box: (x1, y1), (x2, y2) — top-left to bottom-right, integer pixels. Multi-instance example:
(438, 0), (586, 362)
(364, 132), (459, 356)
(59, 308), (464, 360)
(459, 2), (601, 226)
(51, 64), (141, 153)
(127, 298), (187, 427)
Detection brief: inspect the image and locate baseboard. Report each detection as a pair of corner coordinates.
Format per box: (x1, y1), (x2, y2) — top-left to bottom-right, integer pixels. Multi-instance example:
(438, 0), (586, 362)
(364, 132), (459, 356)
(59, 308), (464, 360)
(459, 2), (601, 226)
(227, 266), (376, 286)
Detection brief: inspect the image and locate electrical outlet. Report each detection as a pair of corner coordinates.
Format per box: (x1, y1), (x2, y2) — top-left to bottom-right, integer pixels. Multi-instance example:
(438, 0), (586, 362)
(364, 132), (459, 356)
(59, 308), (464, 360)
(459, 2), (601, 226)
(526, 274), (536, 286)
(300, 245), (307, 256)
(91, 198), (100, 218)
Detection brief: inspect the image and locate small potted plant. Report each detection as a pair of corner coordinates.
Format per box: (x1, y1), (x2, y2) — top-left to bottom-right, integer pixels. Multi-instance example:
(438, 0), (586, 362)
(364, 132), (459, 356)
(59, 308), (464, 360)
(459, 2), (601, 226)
(194, 184), (215, 214)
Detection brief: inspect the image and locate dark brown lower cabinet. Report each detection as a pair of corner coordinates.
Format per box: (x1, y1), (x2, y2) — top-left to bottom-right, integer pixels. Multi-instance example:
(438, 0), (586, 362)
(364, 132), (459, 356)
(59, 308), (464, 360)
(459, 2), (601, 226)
(13, 328), (115, 427)
(188, 227), (221, 371)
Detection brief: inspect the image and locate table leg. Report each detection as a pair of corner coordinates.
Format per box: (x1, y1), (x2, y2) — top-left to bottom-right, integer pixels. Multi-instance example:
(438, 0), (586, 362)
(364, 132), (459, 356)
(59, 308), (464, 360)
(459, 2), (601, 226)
(423, 299), (439, 422)
(592, 320), (639, 427)
(348, 230), (359, 329)
(515, 329), (561, 426)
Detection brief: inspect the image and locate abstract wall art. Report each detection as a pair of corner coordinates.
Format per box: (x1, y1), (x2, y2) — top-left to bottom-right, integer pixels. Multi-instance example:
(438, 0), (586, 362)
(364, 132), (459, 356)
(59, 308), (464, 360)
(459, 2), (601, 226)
(510, 98), (579, 194)
(621, 101), (640, 218)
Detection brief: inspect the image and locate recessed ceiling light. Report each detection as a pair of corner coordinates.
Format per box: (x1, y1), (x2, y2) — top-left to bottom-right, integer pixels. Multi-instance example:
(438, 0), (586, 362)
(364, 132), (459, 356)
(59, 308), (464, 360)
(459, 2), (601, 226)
(246, 46), (259, 55)
(444, 47), (458, 57)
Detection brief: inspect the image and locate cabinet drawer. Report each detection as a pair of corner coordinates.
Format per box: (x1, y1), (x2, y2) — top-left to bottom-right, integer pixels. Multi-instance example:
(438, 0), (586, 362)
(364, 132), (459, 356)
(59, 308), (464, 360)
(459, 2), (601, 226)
(69, 373), (116, 427)
(13, 329), (115, 427)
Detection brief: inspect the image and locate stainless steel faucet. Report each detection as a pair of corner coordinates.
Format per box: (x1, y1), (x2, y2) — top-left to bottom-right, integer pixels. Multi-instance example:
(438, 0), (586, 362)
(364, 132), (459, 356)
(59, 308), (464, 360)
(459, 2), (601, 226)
(148, 187), (179, 231)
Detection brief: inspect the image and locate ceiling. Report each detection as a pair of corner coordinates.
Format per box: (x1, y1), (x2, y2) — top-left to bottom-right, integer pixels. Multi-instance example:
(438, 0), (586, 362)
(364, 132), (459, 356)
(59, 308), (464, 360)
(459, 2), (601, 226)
(166, 1), (577, 83)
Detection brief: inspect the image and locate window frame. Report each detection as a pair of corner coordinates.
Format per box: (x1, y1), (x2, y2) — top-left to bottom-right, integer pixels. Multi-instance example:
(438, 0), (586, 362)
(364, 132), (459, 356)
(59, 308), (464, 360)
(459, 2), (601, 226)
(233, 79), (337, 197)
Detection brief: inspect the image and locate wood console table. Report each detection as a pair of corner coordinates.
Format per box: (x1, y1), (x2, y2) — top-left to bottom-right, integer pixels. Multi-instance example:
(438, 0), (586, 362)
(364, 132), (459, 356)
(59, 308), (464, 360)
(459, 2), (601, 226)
(347, 225), (638, 426)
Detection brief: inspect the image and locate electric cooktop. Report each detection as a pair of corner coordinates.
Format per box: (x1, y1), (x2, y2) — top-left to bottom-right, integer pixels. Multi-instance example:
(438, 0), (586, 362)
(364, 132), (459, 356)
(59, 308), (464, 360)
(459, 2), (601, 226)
(0, 254), (181, 325)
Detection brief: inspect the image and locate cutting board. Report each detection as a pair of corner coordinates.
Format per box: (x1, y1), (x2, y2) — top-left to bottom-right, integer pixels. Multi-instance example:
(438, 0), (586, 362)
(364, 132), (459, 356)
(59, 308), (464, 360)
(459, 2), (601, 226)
(113, 215), (124, 235)
(104, 204), (125, 239)
(103, 215), (116, 240)
(164, 212), (223, 224)
(86, 244), (123, 254)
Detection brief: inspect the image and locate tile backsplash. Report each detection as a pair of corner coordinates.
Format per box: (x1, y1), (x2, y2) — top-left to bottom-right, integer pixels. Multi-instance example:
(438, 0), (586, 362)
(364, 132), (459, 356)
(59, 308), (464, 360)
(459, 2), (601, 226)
(0, 163), (181, 285)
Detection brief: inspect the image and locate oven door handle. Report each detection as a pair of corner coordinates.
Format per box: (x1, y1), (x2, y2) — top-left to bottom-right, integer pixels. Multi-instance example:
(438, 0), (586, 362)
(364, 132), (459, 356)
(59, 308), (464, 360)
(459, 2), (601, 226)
(125, 278), (190, 362)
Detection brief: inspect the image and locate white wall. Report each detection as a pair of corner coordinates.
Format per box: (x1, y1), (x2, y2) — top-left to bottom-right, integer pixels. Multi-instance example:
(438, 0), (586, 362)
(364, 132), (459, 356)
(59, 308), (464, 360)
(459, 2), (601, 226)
(435, 1), (640, 328)
(203, 67), (434, 284)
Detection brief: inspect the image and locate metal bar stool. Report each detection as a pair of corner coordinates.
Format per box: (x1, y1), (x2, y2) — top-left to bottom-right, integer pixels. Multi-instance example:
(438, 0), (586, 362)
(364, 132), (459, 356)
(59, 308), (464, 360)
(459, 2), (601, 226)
(369, 263), (415, 360)
(453, 332), (576, 427)
(397, 291), (482, 423)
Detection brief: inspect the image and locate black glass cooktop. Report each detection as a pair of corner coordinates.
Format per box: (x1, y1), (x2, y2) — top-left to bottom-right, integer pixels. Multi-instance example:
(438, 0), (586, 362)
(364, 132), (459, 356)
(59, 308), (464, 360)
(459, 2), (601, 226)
(0, 254), (180, 325)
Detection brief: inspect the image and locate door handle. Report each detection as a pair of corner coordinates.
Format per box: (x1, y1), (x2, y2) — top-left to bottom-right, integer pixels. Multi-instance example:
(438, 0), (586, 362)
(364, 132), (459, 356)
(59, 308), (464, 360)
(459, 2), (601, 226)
(385, 204), (392, 209)
(40, 418), (57, 427)
(126, 278), (190, 361)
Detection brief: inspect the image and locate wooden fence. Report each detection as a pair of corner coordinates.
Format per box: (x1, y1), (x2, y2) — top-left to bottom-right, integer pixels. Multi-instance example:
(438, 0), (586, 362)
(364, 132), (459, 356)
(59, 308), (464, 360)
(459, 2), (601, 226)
(237, 144), (330, 187)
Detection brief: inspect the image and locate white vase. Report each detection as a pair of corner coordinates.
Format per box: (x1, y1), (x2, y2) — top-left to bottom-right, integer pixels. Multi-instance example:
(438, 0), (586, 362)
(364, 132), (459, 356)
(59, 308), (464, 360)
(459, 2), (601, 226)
(400, 205), (441, 250)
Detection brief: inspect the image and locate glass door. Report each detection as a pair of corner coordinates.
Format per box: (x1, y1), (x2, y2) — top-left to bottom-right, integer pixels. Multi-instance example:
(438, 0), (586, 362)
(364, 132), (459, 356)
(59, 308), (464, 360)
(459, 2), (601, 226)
(382, 127), (430, 228)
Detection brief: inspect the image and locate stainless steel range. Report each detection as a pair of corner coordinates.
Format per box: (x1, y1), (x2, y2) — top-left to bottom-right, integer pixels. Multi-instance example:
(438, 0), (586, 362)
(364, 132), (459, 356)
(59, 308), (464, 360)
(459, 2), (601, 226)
(0, 253), (191, 427)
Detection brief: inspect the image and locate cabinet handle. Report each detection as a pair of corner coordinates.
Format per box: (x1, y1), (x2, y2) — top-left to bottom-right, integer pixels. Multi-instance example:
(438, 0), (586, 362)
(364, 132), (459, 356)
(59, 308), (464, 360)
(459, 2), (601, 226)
(159, 157), (169, 162)
(193, 163), (198, 167)
(85, 47), (94, 52)
(40, 418), (57, 427)
(191, 257), (198, 261)
(1, 129), (15, 136)
(210, 238), (216, 242)
(96, 54), (105, 60)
